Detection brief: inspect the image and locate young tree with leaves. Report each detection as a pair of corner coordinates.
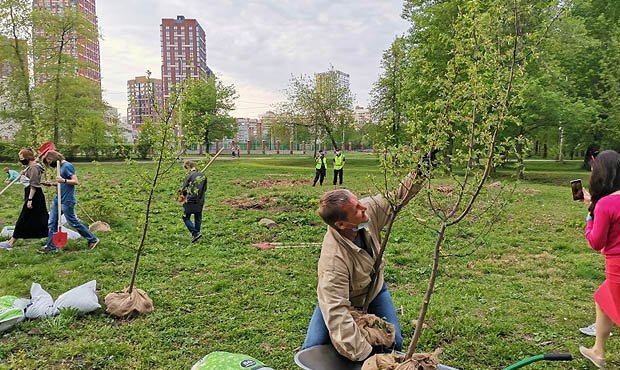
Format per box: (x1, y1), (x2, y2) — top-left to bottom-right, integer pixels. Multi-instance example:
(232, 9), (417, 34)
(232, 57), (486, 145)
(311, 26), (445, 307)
(280, 67), (354, 151)
(360, 1), (568, 368)
(180, 76), (237, 153)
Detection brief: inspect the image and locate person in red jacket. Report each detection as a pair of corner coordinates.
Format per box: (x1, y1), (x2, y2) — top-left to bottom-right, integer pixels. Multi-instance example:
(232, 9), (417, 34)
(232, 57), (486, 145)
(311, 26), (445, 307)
(580, 150), (620, 369)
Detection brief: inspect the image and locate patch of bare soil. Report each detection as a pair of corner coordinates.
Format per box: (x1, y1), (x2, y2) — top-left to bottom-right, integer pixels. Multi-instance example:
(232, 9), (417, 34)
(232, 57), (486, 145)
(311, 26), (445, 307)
(225, 196), (286, 210)
(232, 177), (311, 188)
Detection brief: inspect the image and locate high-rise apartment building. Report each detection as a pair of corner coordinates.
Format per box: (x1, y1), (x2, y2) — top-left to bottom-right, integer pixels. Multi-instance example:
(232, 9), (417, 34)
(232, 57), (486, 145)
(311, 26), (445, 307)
(315, 69), (350, 94)
(160, 15), (212, 100)
(32, 0), (101, 83)
(127, 76), (163, 132)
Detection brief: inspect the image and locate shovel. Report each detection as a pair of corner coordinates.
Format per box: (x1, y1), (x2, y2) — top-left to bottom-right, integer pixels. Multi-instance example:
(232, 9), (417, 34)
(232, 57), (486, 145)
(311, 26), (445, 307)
(52, 160), (67, 248)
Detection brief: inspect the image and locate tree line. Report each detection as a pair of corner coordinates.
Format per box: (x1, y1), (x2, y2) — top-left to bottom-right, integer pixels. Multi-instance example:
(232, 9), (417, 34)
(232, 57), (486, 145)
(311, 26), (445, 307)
(370, 0), (620, 174)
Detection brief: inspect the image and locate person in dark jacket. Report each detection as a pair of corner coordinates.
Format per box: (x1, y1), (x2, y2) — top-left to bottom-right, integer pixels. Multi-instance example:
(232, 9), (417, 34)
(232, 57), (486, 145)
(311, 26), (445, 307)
(181, 160), (207, 243)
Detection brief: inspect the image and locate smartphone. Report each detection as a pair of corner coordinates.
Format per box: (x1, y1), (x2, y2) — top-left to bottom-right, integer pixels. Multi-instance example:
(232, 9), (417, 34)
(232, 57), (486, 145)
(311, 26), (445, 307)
(571, 179), (584, 201)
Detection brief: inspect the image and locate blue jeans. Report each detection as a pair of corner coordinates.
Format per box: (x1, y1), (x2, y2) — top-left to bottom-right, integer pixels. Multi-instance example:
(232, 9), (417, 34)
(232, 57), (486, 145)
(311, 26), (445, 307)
(47, 197), (97, 247)
(183, 212), (202, 237)
(302, 282), (403, 351)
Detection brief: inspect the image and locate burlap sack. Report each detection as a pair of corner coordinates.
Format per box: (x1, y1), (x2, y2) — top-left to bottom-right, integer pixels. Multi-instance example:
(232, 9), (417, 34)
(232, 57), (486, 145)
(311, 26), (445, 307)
(89, 221), (111, 232)
(104, 288), (153, 317)
(361, 350), (441, 370)
(350, 310), (395, 347)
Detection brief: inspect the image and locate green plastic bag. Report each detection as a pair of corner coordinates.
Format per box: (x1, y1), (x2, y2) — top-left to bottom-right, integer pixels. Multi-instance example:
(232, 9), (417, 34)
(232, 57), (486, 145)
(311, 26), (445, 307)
(191, 351), (274, 370)
(0, 296), (25, 332)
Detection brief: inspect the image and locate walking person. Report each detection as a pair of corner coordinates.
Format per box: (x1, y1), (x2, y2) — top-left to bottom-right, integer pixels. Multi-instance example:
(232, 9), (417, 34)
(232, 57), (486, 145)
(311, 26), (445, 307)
(181, 160), (207, 243)
(38, 150), (99, 253)
(0, 149), (49, 250)
(579, 150), (620, 368)
(332, 147), (345, 186)
(312, 150), (327, 187)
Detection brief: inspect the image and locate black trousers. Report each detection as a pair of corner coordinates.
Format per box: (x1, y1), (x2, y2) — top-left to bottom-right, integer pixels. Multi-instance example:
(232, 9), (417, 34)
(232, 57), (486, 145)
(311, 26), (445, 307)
(313, 169), (326, 186)
(333, 169), (343, 185)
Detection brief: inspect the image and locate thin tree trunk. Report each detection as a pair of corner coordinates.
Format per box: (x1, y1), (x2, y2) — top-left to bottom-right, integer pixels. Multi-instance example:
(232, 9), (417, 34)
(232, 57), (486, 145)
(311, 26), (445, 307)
(406, 223), (446, 357)
(8, 5), (35, 139)
(52, 28), (68, 143)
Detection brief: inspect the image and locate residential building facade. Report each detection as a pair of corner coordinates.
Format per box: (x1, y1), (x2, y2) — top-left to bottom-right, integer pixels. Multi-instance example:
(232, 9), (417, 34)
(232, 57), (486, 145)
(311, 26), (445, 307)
(32, 0), (101, 84)
(315, 69), (350, 94)
(127, 76), (163, 132)
(160, 15), (212, 101)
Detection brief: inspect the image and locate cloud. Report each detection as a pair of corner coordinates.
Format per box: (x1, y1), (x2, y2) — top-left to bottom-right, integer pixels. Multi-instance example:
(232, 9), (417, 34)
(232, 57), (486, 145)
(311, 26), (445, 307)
(98, 0), (409, 118)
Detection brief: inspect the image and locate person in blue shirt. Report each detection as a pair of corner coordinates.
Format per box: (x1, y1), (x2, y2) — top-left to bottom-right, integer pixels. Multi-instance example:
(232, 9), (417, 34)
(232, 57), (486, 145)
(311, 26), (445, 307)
(39, 150), (99, 253)
(3, 167), (20, 183)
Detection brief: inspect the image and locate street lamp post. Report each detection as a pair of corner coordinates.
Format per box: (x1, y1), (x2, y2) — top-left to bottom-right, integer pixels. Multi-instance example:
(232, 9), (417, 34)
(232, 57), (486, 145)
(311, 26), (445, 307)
(558, 126), (564, 163)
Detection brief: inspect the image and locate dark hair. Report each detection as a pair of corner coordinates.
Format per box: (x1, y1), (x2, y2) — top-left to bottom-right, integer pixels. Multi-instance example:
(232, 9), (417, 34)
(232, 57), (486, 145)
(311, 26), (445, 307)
(589, 150), (620, 215)
(318, 189), (353, 227)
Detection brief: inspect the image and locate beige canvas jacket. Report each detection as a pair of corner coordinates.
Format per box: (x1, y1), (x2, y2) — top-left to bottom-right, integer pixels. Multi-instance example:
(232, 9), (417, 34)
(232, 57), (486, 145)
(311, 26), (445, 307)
(316, 172), (422, 361)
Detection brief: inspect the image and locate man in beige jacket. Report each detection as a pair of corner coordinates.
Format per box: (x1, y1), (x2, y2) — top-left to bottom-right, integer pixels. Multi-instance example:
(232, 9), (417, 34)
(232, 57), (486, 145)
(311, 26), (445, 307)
(302, 171), (423, 361)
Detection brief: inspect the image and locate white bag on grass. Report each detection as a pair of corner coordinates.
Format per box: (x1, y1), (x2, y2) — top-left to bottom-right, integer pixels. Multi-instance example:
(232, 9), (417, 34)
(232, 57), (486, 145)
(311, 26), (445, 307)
(53, 280), (100, 313)
(25, 283), (58, 319)
(65, 228), (81, 240)
(0, 226), (14, 238)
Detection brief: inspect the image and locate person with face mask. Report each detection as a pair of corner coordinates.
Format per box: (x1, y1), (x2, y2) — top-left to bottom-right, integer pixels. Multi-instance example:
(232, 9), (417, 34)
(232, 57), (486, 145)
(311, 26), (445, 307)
(0, 149), (49, 250)
(301, 171), (425, 361)
(38, 150), (99, 253)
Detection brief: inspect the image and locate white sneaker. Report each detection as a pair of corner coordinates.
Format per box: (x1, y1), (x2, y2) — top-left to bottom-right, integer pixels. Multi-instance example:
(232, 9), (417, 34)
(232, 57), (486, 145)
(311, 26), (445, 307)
(580, 323), (613, 337)
(0, 241), (13, 250)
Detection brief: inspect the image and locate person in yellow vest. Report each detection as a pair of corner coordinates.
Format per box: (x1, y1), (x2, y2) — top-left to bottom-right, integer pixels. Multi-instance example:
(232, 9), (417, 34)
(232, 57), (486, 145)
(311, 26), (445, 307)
(332, 147), (345, 186)
(312, 150), (327, 186)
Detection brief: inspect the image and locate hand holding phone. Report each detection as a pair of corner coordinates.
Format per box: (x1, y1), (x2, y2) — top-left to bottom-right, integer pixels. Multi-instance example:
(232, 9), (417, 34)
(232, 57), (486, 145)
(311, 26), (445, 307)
(571, 179), (584, 201)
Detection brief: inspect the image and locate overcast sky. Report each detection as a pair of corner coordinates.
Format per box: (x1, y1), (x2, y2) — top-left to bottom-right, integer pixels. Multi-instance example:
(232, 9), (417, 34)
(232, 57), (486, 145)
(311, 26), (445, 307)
(97, 1), (410, 119)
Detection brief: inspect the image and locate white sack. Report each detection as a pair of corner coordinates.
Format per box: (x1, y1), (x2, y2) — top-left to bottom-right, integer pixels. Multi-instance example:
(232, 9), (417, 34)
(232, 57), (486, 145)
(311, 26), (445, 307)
(25, 283), (58, 319)
(53, 280), (100, 313)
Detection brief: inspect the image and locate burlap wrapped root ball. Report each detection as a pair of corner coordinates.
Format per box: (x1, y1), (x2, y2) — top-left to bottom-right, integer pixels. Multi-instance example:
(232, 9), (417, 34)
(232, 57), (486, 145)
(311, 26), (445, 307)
(362, 349), (442, 370)
(104, 288), (154, 317)
(351, 310), (395, 347)
(89, 221), (111, 232)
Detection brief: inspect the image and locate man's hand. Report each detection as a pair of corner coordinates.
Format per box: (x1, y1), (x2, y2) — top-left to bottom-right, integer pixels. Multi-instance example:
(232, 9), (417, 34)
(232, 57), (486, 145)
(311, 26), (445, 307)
(56, 176), (65, 183)
(26, 200), (33, 209)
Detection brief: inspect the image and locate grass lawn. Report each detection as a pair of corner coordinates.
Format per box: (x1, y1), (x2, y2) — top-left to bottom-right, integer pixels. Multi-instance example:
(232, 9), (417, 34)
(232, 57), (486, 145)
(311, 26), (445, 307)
(0, 154), (609, 369)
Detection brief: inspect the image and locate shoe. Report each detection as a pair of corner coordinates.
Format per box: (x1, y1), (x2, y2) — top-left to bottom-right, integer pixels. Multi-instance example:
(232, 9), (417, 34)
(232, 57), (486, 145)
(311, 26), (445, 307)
(580, 346), (606, 369)
(191, 234), (202, 243)
(580, 324), (613, 337)
(38, 245), (58, 254)
(0, 241), (13, 250)
(87, 238), (100, 250)
(580, 324), (596, 336)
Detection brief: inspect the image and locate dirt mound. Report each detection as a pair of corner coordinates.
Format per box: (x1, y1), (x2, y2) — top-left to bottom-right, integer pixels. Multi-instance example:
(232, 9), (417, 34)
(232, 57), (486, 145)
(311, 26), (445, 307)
(225, 196), (282, 210)
(232, 178), (310, 188)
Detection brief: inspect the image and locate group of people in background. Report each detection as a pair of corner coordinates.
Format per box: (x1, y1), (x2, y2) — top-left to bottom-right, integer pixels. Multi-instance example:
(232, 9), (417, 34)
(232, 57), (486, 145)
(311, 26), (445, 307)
(312, 147), (346, 187)
(0, 149), (99, 253)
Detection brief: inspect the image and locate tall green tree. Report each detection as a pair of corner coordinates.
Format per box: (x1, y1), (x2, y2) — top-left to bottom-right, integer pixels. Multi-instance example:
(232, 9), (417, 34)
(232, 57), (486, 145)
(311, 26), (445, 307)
(0, 0), (36, 142)
(32, 6), (101, 144)
(366, 0), (567, 362)
(370, 37), (407, 146)
(180, 76), (237, 153)
(280, 67), (354, 151)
